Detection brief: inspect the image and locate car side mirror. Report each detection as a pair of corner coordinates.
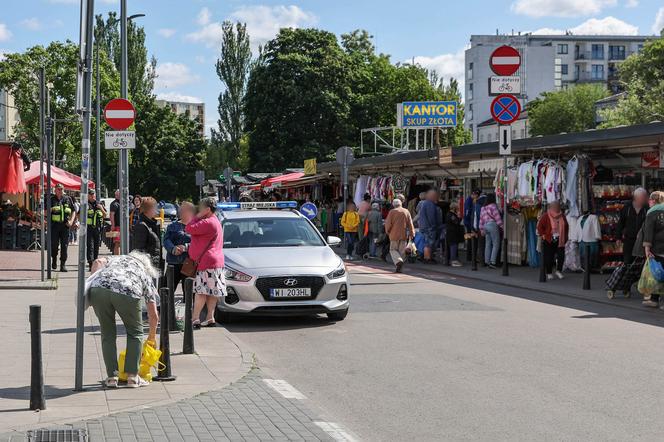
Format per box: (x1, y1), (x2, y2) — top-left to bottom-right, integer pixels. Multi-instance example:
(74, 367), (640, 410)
(327, 236), (342, 246)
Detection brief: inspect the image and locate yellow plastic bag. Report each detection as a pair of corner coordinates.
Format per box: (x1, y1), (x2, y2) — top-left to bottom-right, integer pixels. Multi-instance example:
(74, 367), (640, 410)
(118, 340), (163, 382)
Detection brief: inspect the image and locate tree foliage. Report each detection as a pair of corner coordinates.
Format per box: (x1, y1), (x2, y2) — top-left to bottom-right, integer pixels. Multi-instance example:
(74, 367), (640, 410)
(244, 28), (471, 171)
(600, 38), (664, 127)
(527, 84), (609, 136)
(214, 21), (252, 168)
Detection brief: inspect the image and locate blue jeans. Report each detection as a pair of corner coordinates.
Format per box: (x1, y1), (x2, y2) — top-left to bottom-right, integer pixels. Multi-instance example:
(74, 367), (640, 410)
(449, 242), (459, 261)
(345, 232), (357, 256)
(368, 233), (377, 257)
(484, 221), (501, 265)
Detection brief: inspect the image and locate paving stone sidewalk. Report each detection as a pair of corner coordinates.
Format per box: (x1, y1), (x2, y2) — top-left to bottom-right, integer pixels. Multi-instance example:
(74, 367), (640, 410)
(1, 369), (346, 442)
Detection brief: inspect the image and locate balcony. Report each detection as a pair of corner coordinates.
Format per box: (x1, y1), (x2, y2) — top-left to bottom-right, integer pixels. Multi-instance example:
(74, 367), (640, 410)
(575, 51), (605, 61)
(574, 71), (605, 82)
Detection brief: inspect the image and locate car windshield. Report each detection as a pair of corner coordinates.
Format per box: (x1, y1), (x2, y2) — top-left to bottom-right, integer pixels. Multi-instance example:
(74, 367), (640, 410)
(162, 204), (176, 211)
(222, 217), (325, 248)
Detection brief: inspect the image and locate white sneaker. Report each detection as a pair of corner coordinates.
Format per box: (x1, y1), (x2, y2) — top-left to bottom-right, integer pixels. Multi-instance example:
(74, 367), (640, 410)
(555, 271), (564, 280)
(546, 274), (554, 280)
(126, 375), (149, 388)
(104, 376), (118, 389)
(451, 260), (462, 267)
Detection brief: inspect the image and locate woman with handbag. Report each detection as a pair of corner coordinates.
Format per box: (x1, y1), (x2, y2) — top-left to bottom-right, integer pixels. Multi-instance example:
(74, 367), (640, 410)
(185, 197), (225, 328)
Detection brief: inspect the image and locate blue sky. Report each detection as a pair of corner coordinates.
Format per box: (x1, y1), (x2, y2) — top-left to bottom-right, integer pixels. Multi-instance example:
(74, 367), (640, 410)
(1, 0), (663, 135)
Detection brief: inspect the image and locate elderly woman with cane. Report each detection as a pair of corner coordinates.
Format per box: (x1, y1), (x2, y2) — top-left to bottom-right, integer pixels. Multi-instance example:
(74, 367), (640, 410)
(87, 251), (159, 388)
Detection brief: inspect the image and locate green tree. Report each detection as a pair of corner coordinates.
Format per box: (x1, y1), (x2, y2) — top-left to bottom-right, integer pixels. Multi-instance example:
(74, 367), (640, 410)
(527, 84), (609, 136)
(245, 28), (353, 171)
(214, 21), (252, 168)
(600, 38), (664, 126)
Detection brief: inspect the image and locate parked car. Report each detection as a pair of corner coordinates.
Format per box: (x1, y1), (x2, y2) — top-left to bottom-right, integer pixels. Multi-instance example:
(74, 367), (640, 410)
(158, 202), (178, 221)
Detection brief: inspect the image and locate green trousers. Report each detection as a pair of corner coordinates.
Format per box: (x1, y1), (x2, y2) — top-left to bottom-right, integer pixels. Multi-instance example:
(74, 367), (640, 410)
(89, 287), (143, 377)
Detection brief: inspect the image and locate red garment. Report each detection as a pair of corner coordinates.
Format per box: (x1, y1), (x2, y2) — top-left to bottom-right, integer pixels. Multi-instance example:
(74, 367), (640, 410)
(186, 215), (224, 270)
(537, 212), (568, 247)
(0, 145), (26, 194)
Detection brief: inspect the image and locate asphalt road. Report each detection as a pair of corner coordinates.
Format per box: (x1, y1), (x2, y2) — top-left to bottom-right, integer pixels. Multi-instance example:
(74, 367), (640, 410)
(225, 262), (664, 441)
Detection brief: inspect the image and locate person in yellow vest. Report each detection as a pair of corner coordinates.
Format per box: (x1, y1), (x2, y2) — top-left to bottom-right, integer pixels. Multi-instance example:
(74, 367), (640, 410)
(87, 189), (107, 271)
(341, 201), (360, 261)
(49, 183), (75, 272)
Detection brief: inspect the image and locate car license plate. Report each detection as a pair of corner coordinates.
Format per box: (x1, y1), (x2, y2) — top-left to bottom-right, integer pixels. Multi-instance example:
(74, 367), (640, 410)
(270, 288), (311, 298)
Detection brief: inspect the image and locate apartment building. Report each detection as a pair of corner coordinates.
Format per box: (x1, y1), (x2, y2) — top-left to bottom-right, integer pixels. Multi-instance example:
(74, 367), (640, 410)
(155, 99), (206, 137)
(0, 89), (20, 141)
(465, 34), (649, 143)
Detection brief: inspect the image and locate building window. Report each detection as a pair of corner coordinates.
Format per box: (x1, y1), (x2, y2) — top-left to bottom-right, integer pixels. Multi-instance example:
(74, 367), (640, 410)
(574, 64), (580, 80)
(557, 44), (568, 54)
(637, 44), (644, 53)
(609, 45), (625, 60)
(561, 64), (568, 75)
(468, 83), (473, 100)
(468, 104), (473, 121)
(591, 64), (604, 80)
(591, 44), (604, 60)
(479, 133), (483, 143)
(520, 128), (526, 138)
(468, 62), (473, 80)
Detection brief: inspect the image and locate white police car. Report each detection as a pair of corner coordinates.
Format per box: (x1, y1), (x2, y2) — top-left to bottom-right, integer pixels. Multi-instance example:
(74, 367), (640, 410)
(215, 201), (349, 322)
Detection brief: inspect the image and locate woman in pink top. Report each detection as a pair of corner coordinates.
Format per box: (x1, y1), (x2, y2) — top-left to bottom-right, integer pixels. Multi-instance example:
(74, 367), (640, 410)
(186, 197), (225, 328)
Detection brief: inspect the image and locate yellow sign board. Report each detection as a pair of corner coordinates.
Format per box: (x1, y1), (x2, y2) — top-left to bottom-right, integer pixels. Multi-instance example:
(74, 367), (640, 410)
(304, 158), (317, 175)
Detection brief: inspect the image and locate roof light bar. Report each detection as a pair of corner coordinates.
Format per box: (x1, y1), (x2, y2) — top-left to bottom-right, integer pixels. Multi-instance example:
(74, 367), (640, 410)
(217, 201), (298, 211)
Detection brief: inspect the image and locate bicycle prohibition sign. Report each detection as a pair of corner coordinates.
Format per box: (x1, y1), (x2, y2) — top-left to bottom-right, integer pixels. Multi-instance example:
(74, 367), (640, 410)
(112, 138), (128, 148)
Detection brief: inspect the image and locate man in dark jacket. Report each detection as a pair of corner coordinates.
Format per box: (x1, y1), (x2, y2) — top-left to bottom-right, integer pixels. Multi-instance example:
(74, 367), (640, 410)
(418, 190), (443, 263)
(163, 201), (194, 293)
(617, 187), (648, 264)
(131, 197), (163, 270)
(86, 189), (107, 271)
(49, 183), (75, 272)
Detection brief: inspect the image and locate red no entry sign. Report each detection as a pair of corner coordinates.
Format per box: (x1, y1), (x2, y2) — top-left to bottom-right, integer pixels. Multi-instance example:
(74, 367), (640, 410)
(104, 98), (135, 130)
(490, 45), (521, 76)
(491, 94), (521, 125)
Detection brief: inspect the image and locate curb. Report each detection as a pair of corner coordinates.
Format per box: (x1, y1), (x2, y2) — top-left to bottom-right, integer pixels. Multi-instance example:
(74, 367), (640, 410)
(0, 279), (57, 290)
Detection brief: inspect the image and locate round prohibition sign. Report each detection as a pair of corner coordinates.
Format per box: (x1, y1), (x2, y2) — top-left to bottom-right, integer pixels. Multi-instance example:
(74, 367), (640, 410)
(491, 94), (521, 125)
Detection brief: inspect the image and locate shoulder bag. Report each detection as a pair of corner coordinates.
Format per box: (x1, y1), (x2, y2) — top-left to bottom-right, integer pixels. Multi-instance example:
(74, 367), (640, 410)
(181, 233), (217, 278)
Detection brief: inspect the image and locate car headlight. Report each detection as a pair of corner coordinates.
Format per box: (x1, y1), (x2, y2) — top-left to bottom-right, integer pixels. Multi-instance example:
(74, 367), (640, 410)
(327, 263), (346, 279)
(224, 266), (252, 282)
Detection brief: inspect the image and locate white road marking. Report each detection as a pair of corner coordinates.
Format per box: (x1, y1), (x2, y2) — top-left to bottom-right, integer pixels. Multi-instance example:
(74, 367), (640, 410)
(105, 109), (135, 118)
(262, 379), (306, 399)
(314, 421), (358, 442)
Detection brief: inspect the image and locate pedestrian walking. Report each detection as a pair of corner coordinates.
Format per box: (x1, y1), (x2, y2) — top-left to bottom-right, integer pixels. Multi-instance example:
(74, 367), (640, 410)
(537, 200), (568, 280)
(129, 194), (142, 233)
(86, 189), (107, 271)
(131, 197), (163, 270)
(163, 201), (194, 294)
(384, 198), (415, 273)
(187, 197), (225, 328)
(86, 251), (159, 388)
(367, 202), (383, 258)
(479, 193), (503, 269)
(641, 191), (664, 308)
(49, 183), (75, 272)
(617, 187), (648, 265)
(446, 201), (464, 267)
(341, 202), (360, 260)
(109, 189), (121, 255)
(418, 190), (443, 264)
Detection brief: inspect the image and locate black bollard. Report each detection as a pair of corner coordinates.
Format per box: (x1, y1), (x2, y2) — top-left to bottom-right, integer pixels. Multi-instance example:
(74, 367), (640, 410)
(502, 237), (509, 276)
(583, 243), (591, 290)
(29, 305), (45, 410)
(466, 237), (472, 262)
(154, 288), (177, 381)
(539, 249), (547, 283)
(183, 278), (195, 355)
(471, 236), (478, 271)
(444, 237), (451, 267)
(166, 265), (177, 332)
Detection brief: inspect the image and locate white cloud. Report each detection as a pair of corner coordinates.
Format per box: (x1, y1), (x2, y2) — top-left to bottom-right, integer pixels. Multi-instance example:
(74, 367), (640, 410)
(511, 0), (617, 17)
(653, 7), (664, 34)
(625, 0), (638, 8)
(21, 18), (41, 31)
(532, 16), (638, 35)
(156, 92), (204, 104)
(195, 55), (207, 64)
(155, 62), (199, 90)
(409, 49), (466, 96)
(186, 5), (317, 50)
(0, 24), (12, 42)
(158, 28), (176, 38)
(197, 7), (211, 26)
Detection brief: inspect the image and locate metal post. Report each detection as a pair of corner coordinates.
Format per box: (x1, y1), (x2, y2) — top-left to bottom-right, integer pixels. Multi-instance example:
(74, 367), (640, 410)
(29, 305), (46, 411)
(95, 38), (101, 201)
(583, 243), (591, 290)
(166, 265), (177, 332)
(183, 278), (195, 354)
(502, 156), (509, 276)
(155, 287), (177, 381)
(45, 78), (53, 280)
(118, 0), (130, 254)
(38, 70), (45, 282)
(471, 236), (478, 271)
(74, 0), (95, 392)
(539, 249), (546, 282)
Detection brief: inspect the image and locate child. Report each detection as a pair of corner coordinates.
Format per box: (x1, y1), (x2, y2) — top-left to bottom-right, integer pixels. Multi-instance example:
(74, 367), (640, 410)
(446, 202), (464, 267)
(341, 202), (360, 260)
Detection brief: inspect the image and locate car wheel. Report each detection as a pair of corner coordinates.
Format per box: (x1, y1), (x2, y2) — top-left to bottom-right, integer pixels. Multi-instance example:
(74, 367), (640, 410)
(214, 308), (236, 324)
(327, 309), (348, 321)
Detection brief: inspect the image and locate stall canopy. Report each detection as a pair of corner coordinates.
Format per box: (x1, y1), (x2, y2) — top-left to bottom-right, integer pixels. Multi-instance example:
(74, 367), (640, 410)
(0, 144), (27, 194)
(260, 172), (305, 188)
(24, 161), (95, 191)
